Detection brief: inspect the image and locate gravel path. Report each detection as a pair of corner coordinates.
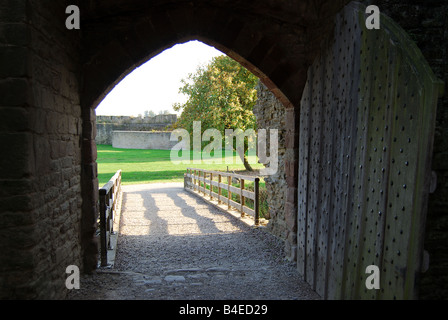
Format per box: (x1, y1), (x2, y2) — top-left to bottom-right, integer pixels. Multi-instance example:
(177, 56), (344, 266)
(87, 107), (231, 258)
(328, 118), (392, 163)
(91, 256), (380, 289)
(67, 183), (320, 300)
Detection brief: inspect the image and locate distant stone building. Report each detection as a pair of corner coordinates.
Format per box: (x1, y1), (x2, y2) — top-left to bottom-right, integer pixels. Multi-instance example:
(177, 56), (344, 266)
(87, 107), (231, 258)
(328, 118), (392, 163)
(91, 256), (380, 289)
(95, 114), (177, 145)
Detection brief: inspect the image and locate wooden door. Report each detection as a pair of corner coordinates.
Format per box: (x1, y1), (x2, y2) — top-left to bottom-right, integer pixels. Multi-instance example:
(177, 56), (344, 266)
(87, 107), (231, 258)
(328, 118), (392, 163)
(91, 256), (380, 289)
(297, 2), (443, 299)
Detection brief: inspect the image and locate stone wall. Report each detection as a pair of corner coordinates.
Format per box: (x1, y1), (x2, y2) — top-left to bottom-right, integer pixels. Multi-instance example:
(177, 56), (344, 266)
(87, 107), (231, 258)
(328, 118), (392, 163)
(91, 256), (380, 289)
(96, 114), (177, 145)
(97, 114), (177, 124)
(253, 82), (287, 240)
(112, 131), (178, 150)
(0, 0), (82, 299)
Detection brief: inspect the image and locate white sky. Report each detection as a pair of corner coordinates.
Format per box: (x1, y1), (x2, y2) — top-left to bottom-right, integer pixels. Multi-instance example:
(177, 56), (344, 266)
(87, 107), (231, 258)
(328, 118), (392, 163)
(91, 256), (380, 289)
(95, 40), (224, 117)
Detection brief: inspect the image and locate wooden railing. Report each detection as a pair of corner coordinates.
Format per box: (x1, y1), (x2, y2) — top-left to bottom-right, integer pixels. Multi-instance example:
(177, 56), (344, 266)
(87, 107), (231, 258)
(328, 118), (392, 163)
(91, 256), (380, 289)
(184, 168), (260, 226)
(98, 169), (122, 267)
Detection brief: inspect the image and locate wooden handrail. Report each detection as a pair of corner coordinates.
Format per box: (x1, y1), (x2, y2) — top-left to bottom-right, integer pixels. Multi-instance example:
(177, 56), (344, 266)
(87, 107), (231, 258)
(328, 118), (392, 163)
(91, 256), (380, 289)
(98, 169), (122, 267)
(184, 168), (260, 226)
(186, 167), (259, 181)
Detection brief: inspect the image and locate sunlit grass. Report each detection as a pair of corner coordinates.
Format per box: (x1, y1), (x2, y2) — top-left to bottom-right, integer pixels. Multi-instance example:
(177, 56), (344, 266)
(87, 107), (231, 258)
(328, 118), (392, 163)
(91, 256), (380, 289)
(96, 144), (264, 186)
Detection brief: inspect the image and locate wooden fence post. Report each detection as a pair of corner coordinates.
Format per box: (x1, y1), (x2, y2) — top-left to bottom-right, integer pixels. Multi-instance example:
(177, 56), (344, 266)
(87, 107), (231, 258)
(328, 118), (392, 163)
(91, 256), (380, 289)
(108, 186), (114, 239)
(210, 173), (213, 200)
(227, 175), (231, 210)
(194, 169), (197, 191)
(99, 190), (108, 266)
(254, 177), (260, 226)
(218, 174), (222, 204)
(240, 179), (245, 217)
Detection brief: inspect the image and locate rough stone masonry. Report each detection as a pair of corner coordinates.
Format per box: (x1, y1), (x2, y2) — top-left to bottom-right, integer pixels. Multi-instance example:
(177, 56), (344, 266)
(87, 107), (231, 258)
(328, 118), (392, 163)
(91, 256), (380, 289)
(95, 114), (177, 145)
(0, 0), (83, 299)
(253, 81), (288, 242)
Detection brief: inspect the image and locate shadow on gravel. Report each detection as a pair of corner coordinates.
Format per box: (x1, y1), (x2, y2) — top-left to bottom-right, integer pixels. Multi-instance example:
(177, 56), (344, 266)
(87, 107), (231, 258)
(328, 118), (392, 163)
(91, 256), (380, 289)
(66, 183), (321, 300)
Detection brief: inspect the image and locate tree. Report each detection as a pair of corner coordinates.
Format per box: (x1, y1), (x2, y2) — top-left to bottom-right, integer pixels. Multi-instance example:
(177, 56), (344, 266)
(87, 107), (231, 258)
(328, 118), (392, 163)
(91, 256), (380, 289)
(144, 110), (156, 117)
(173, 55), (258, 170)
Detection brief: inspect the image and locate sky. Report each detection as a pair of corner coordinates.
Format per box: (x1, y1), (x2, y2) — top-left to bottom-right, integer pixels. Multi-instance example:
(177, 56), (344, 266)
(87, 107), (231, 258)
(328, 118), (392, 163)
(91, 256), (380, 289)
(95, 40), (224, 117)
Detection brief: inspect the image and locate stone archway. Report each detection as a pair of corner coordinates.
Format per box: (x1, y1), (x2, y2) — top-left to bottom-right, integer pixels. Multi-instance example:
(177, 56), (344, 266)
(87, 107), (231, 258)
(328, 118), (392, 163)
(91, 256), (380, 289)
(79, 0), (351, 272)
(2, 0), (445, 300)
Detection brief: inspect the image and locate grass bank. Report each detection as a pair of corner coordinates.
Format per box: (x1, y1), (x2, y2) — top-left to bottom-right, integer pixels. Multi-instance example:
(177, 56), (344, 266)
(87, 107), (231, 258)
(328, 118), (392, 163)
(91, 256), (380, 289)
(97, 144), (269, 218)
(96, 144), (265, 186)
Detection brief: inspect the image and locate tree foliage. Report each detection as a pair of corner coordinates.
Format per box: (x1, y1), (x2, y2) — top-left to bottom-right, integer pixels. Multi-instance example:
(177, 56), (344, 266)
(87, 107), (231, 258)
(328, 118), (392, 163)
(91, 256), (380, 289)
(172, 55), (259, 170)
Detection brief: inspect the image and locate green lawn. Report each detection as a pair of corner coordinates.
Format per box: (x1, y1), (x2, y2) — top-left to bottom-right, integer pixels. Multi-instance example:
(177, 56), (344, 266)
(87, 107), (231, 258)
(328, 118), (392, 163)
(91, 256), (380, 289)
(96, 144), (264, 186)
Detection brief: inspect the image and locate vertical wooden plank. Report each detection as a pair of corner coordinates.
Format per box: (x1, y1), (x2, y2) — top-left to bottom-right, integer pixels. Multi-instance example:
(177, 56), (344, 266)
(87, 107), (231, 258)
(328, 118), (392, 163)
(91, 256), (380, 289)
(327, 6), (361, 300)
(315, 41), (333, 297)
(210, 173), (213, 200)
(99, 190), (108, 267)
(351, 24), (394, 300)
(380, 52), (422, 299)
(254, 178), (260, 226)
(369, 28), (399, 300)
(405, 84), (440, 299)
(193, 169), (197, 191)
(189, 169), (192, 188)
(227, 175), (231, 209)
(305, 49), (326, 292)
(380, 53), (407, 300)
(321, 19), (339, 299)
(341, 7), (374, 299)
(240, 179), (245, 216)
(203, 172), (206, 195)
(297, 70), (312, 278)
(406, 82), (441, 299)
(218, 174), (222, 204)
(352, 16), (381, 300)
